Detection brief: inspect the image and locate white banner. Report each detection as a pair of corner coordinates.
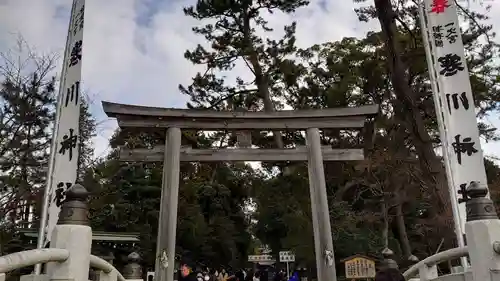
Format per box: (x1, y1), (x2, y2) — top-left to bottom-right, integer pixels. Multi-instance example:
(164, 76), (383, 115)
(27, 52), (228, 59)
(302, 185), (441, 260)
(44, 0), (86, 244)
(422, 0), (489, 234)
(419, 1), (464, 246)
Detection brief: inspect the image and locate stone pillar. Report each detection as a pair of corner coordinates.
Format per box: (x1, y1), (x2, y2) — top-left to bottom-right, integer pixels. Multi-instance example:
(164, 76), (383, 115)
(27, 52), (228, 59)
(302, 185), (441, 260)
(379, 248), (398, 271)
(97, 251), (118, 281)
(464, 182), (500, 281)
(155, 128), (181, 281)
(417, 263), (438, 281)
(305, 128), (337, 281)
(123, 252), (143, 281)
(376, 249), (410, 281)
(46, 184), (92, 281)
(400, 243), (438, 281)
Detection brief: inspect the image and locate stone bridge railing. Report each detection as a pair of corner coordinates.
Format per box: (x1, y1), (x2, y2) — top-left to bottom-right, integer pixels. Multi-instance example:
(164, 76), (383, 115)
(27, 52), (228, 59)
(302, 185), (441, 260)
(403, 247), (469, 281)
(0, 249), (127, 281)
(0, 184), (143, 281)
(373, 182), (500, 281)
(400, 184), (500, 281)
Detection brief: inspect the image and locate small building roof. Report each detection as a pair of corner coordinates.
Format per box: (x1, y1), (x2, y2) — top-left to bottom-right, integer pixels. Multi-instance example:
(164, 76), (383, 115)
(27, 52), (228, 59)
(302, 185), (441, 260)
(18, 228), (140, 242)
(340, 254), (379, 263)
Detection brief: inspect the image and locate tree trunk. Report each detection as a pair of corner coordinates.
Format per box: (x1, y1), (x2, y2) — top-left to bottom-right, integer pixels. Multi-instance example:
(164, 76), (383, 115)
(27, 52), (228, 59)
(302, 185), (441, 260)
(374, 0), (450, 215)
(248, 51), (284, 149)
(381, 195), (389, 249)
(242, 11), (284, 149)
(395, 191), (412, 258)
(391, 122), (413, 258)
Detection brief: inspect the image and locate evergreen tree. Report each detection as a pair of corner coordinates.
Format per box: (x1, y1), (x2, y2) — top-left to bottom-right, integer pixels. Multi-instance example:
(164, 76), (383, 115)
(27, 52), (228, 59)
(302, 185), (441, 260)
(0, 41), (57, 229)
(179, 0), (387, 267)
(180, 0), (309, 149)
(77, 98), (96, 180)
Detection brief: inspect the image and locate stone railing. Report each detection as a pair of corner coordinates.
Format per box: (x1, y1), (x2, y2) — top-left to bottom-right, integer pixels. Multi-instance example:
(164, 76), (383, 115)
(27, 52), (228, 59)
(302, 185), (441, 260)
(403, 247), (469, 281)
(401, 182), (500, 281)
(0, 184), (143, 281)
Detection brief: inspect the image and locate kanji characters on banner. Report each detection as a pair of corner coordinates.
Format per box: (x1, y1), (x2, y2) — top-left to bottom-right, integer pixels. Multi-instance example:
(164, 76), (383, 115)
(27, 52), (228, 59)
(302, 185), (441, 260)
(43, 0), (86, 244)
(421, 0), (489, 237)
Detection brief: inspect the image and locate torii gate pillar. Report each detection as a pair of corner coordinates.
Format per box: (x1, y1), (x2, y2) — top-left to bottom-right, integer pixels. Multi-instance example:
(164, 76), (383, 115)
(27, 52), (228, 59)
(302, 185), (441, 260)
(155, 127), (181, 281)
(306, 128), (337, 281)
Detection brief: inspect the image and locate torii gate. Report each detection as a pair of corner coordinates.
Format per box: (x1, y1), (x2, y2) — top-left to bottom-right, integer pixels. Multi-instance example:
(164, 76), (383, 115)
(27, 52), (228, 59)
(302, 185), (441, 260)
(102, 101), (379, 281)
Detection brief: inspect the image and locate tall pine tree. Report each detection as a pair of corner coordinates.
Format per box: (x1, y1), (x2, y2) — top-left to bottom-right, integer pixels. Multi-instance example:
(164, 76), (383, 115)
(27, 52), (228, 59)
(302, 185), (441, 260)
(180, 0), (309, 149)
(0, 41), (57, 230)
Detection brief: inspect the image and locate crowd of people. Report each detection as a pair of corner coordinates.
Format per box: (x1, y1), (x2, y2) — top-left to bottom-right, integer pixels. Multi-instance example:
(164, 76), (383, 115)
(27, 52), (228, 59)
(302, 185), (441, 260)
(176, 261), (405, 281)
(176, 263), (299, 281)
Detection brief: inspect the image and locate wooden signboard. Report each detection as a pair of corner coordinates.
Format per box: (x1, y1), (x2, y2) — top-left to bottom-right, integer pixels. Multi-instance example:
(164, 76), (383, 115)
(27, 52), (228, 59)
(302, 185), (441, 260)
(341, 255), (376, 279)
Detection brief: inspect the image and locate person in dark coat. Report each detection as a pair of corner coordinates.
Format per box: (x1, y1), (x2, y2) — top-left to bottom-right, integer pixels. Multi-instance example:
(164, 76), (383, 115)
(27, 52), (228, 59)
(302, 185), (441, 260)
(178, 260), (198, 281)
(272, 270), (285, 281)
(374, 268), (405, 281)
(233, 270), (246, 281)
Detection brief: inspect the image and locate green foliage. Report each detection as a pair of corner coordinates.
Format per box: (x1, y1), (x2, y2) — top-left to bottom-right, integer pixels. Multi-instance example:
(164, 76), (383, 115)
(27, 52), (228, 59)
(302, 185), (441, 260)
(180, 0), (308, 111)
(78, 99), (97, 180)
(0, 45), (57, 230)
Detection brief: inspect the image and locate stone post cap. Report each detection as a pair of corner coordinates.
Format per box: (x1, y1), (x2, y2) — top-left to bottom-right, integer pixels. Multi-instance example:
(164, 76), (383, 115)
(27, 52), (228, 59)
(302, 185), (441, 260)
(66, 183), (90, 200)
(408, 254), (419, 262)
(380, 248), (399, 269)
(128, 252), (141, 262)
(381, 248), (394, 256)
(467, 181), (488, 198)
(57, 184), (90, 226)
(466, 181), (498, 221)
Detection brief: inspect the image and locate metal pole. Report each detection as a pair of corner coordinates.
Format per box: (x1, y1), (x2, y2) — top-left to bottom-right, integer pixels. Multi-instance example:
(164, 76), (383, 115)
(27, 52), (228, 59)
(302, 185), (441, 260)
(306, 128), (337, 281)
(156, 127), (181, 281)
(417, 2), (467, 268)
(286, 262), (289, 279)
(34, 1), (77, 275)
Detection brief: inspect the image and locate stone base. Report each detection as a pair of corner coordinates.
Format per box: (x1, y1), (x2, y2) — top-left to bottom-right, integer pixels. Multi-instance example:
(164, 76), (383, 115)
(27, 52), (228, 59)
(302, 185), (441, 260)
(20, 274), (49, 281)
(451, 266), (465, 274)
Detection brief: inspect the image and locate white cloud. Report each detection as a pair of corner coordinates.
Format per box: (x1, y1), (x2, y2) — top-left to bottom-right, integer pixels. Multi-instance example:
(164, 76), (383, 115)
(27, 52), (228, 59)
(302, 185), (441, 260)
(1, 0), (500, 161)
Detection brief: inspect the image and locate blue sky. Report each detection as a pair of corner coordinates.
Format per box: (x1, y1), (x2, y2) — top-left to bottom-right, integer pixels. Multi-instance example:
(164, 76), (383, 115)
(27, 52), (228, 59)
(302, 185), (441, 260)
(1, 0), (500, 161)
